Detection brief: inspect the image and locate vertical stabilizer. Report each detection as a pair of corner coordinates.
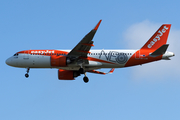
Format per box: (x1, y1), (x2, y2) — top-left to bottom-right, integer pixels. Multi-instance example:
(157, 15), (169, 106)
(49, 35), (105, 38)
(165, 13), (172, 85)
(141, 24), (171, 50)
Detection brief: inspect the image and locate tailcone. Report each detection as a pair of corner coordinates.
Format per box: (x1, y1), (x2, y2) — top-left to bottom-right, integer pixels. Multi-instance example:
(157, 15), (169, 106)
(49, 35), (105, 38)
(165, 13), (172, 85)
(162, 51), (175, 60)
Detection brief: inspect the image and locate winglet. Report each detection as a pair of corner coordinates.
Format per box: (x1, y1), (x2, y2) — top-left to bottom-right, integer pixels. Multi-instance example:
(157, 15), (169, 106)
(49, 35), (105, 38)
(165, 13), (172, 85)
(94, 20), (102, 30)
(108, 68), (115, 74)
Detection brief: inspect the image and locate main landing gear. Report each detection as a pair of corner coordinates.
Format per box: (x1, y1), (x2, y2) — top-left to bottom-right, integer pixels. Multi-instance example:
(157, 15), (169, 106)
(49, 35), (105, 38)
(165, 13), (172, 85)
(79, 67), (89, 83)
(25, 68), (30, 78)
(83, 76), (89, 83)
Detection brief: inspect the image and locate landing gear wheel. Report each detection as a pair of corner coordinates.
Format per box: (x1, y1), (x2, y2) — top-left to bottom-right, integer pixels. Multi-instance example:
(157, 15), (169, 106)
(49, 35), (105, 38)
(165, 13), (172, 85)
(25, 73), (29, 78)
(79, 68), (85, 74)
(83, 76), (89, 83)
(25, 68), (30, 78)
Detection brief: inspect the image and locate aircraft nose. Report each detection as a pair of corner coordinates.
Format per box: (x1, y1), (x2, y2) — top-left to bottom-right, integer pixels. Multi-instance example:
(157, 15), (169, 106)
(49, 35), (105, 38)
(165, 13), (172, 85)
(6, 57), (12, 66)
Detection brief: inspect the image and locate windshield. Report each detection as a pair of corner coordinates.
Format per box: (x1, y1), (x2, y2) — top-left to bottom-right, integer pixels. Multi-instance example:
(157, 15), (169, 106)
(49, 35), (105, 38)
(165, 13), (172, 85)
(13, 53), (19, 56)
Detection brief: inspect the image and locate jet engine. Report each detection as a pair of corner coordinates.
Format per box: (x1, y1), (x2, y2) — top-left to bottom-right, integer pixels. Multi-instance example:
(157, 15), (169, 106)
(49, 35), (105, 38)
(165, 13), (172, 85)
(58, 69), (80, 80)
(51, 56), (71, 67)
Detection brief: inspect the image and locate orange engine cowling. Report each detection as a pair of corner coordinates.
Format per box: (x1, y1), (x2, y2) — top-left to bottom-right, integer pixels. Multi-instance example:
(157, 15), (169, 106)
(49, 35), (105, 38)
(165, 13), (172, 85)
(51, 56), (67, 67)
(58, 69), (80, 80)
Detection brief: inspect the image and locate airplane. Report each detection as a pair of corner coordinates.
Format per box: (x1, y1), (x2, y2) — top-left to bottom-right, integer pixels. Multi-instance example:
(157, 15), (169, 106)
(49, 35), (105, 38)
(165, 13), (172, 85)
(6, 20), (175, 83)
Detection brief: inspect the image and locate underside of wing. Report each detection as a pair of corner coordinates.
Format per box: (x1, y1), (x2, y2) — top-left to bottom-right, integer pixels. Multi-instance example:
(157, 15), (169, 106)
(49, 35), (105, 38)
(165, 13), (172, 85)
(87, 68), (115, 75)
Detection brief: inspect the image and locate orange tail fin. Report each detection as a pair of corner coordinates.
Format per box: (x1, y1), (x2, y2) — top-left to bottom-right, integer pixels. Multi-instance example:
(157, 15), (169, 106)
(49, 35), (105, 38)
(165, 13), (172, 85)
(141, 24), (171, 50)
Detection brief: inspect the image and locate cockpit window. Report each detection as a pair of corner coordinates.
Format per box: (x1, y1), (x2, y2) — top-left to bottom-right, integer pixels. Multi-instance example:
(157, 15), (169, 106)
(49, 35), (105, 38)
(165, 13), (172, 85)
(13, 53), (19, 56)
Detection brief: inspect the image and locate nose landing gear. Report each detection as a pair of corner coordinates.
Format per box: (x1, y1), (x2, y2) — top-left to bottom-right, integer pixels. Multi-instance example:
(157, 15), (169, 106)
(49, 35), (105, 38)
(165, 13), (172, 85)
(25, 68), (30, 78)
(83, 76), (89, 83)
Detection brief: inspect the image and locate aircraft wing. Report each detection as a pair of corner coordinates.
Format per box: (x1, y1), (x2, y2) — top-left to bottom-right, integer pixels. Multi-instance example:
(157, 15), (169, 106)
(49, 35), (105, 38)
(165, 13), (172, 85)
(67, 20), (102, 59)
(87, 68), (115, 75)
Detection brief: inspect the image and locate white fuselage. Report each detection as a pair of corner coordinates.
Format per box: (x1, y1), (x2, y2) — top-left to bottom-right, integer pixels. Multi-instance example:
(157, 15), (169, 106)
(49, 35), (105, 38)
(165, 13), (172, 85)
(6, 49), (136, 70)
(6, 49), (174, 71)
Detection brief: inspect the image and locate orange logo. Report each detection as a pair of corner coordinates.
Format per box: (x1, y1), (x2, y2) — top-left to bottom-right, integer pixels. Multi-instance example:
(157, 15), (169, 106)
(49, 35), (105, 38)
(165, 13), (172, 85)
(31, 50), (55, 54)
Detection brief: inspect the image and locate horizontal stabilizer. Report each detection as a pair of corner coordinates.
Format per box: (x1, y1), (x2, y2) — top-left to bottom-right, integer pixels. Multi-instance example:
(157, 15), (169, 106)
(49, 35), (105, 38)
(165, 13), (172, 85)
(87, 68), (115, 75)
(163, 57), (171, 60)
(150, 44), (169, 57)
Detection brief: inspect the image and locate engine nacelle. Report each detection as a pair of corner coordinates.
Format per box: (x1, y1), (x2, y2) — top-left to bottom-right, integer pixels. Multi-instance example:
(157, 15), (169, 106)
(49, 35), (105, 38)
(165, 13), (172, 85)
(58, 69), (80, 80)
(51, 56), (68, 67)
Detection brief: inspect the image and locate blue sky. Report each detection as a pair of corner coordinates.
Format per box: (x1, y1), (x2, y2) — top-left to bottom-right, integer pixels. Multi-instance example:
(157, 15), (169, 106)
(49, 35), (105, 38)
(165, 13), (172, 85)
(1, 0), (180, 120)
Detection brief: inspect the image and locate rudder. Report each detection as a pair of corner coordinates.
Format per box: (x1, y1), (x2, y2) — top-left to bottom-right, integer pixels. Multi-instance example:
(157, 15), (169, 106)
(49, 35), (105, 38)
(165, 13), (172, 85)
(141, 24), (171, 50)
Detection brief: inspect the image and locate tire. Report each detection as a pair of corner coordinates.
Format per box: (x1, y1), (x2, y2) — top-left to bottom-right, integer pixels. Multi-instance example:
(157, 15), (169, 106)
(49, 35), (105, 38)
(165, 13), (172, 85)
(83, 76), (89, 83)
(25, 74), (29, 78)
